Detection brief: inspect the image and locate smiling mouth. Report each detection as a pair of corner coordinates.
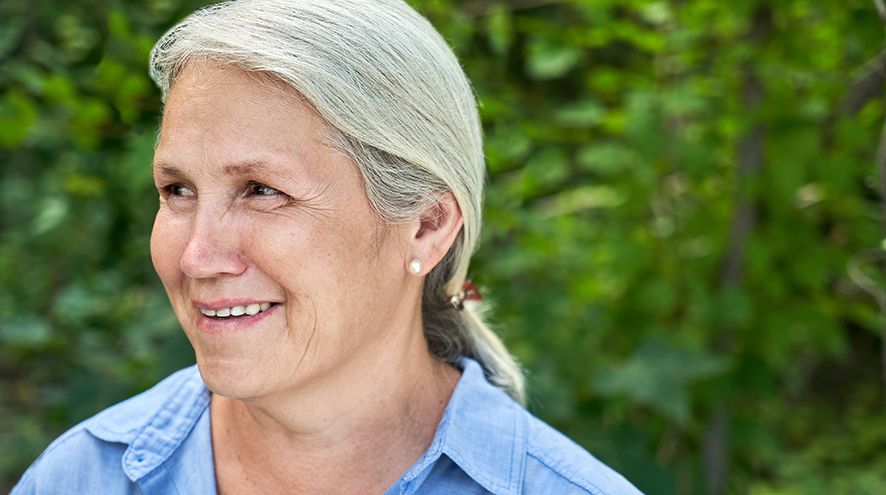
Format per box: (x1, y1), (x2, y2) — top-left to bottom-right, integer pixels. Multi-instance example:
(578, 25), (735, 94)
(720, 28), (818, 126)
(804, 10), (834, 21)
(199, 302), (275, 319)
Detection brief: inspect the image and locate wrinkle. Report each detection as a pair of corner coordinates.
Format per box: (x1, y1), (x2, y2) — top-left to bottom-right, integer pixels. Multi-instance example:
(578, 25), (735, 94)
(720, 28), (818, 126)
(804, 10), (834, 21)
(289, 294), (318, 386)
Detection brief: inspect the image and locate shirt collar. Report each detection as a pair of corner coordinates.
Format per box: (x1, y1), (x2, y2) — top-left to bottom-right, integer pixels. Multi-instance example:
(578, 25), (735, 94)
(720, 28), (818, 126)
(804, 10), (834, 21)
(400, 357), (527, 495)
(82, 359), (528, 491)
(84, 365), (211, 482)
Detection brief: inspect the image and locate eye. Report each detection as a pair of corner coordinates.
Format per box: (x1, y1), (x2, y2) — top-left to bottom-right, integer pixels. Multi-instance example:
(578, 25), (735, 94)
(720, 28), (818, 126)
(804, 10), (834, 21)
(162, 183), (196, 198)
(247, 182), (285, 197)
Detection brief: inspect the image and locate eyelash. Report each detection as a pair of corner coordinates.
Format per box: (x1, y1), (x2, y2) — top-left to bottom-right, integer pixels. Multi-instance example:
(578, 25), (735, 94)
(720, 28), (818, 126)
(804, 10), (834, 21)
(161, 182), (284, 195)
(246, 181), (286, 197)
(159, 182), (290, 205)
(162, 183), (195, 197)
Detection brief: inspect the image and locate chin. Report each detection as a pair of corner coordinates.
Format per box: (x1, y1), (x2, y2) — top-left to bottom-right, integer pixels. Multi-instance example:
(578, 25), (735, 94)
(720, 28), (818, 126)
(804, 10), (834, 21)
(195, 355), (268, 400)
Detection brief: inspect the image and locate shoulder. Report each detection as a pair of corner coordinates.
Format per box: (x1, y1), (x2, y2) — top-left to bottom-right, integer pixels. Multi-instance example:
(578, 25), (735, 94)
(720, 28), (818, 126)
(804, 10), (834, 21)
(11, 426), (135, 494)
(520, 411), (643, 495)
(442, 358), (642, 495)
(11, 366), (208, 494)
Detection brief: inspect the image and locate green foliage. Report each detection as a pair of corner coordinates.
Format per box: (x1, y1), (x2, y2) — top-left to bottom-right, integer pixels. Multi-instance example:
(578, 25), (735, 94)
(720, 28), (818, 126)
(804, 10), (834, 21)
(2, 0), (885, 493)
(0, 0), (212, 489)
(595, 339), (731, 425)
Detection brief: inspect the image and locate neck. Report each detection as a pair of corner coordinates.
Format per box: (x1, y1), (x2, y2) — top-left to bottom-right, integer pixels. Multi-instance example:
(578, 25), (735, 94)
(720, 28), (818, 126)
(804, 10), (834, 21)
(211, 315), (461, 494)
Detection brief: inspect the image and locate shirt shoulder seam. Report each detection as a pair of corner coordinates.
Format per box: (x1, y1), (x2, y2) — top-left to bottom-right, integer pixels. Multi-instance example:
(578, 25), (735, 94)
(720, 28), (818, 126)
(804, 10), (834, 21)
(525, 449), (607, 495)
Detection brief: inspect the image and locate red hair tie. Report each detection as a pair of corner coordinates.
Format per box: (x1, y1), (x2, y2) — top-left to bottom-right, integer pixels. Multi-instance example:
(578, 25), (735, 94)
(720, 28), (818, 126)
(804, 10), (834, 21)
(450, 280), (481, 310)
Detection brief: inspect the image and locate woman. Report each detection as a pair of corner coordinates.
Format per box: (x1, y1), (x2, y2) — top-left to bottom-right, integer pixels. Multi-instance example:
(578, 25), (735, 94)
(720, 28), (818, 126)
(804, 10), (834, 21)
(13, 0), (641, 493)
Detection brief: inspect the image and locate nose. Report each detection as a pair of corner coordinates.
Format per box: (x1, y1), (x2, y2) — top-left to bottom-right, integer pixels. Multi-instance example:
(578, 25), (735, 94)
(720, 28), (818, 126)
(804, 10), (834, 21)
(179, 206), (248, 279)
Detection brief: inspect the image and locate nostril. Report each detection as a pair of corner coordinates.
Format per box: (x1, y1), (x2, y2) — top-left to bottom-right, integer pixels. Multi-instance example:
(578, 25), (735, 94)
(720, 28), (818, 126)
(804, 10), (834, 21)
(179, 226), (248, 278)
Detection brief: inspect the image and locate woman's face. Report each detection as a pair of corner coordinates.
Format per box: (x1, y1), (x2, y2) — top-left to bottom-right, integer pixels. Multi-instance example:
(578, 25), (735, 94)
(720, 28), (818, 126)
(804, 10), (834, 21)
(151, 64), (414, 400)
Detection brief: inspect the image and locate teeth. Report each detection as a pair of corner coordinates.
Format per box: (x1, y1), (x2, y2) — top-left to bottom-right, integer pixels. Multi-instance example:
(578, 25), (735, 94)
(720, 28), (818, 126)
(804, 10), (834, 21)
(200, 303), (273, 318)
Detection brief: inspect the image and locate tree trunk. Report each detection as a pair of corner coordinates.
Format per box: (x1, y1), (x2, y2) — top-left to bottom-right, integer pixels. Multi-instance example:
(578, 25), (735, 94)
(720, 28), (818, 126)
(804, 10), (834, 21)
(702, 7), (770, 494)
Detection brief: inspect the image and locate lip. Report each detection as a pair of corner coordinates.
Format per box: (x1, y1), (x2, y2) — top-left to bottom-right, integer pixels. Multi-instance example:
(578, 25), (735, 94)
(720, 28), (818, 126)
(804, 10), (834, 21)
(193, 299), (279, 335)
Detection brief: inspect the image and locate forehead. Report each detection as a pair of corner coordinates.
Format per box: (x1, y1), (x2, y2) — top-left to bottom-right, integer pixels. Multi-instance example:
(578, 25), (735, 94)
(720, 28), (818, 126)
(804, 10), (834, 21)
(162, 62), (322, 137)
(154, 62), (341, 177)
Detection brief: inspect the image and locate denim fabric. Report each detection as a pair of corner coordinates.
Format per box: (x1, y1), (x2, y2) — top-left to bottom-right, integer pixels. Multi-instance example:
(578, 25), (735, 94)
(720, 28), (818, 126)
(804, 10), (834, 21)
(12, 358), (642, 495)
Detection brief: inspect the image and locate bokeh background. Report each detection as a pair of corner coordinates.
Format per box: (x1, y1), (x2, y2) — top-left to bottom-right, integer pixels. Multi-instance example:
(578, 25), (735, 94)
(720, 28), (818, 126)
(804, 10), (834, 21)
(2, 0), (886, 493)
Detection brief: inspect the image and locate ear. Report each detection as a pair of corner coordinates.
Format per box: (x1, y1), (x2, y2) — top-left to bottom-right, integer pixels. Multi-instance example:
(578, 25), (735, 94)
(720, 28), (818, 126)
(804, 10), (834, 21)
(404, 192), (464, 276)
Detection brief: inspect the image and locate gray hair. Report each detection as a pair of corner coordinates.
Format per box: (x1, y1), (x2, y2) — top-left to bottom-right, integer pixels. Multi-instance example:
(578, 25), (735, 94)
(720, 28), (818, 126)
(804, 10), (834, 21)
(149, 0), (524, 403)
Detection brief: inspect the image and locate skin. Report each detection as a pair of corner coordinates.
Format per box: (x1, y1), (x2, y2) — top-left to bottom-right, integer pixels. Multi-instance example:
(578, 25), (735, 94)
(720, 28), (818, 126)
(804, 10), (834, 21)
(151, 63), (464, 494)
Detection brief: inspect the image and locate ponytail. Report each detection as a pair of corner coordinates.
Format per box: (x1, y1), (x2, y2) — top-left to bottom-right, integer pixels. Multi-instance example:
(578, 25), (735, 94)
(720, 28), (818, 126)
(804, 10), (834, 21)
(423, 247), (525, 404)
(459, 302), (525, 404)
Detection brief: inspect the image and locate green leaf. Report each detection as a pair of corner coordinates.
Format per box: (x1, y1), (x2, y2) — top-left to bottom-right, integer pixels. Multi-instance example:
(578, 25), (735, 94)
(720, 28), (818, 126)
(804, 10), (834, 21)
(31, 197), (69, 235)
(576, 142), (639, 175)
(525, 39), (581, 80)
(0, 89), (38, 148)
(486, 3), (513, 56)
(555, 99), (606, 128)
(0, 315), (53, 348)
(595, 339), (731, 424)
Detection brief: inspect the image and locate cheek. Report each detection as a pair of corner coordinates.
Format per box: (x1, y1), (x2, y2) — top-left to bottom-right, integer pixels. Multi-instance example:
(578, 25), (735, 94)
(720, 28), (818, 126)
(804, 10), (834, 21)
(150, 211), (189, 284)
(244, 212), (376, 294)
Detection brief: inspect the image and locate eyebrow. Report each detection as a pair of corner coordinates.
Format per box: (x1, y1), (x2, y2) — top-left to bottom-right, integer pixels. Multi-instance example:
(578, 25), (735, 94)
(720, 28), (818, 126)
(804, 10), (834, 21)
(153, 163), (187, 180)
(222, 161), (273, 177)
(152, 160), (275, 179)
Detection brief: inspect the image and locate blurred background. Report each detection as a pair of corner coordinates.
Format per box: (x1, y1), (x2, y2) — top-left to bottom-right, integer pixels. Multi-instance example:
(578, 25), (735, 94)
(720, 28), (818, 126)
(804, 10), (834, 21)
(1, 0), (885, 493)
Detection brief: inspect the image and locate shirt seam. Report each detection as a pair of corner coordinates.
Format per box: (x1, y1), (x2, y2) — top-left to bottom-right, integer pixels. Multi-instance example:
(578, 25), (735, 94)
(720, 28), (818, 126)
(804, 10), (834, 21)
(436, 360), (525, 495)
(162, 461), (184, 495)
(444, 449), (511, 493)
(511, 405), (527, 494)
(399, 411), (450, 495)
(526, 450), (607, 495)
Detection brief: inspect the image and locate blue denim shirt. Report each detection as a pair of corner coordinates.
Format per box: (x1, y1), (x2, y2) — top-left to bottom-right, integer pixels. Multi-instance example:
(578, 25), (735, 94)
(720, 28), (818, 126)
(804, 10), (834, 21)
(12, 358), (642, 494)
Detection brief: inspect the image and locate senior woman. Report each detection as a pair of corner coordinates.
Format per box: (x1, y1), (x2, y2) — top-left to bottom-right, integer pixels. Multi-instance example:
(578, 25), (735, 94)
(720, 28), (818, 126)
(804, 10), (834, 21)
(13, 0), (641, 494)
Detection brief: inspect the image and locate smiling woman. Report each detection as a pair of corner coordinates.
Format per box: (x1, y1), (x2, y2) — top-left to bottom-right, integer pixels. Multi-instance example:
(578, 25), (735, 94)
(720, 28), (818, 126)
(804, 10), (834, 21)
(151, 63), (441, 413)
(11, 0), (641, 494)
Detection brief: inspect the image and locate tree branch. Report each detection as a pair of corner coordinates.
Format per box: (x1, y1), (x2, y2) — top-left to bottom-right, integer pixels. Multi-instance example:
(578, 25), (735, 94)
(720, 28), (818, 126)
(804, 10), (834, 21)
(703, 7), (771, 494)
(460, 0), (567, 17)
(875, 0), (886, 26)
(843, 46), (886, 115)
(876, 101), (886, 405)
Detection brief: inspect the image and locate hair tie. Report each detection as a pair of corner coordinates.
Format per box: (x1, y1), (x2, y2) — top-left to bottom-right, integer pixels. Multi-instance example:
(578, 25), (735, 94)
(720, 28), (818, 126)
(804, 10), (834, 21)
(450, 280), (481, 310)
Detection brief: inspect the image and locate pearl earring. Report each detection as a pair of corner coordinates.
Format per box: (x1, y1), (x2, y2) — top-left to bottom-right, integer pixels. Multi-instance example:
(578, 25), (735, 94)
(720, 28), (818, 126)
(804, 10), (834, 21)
(409, 259), (423, 274)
